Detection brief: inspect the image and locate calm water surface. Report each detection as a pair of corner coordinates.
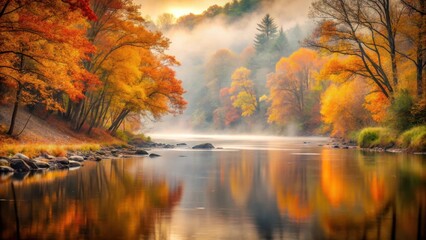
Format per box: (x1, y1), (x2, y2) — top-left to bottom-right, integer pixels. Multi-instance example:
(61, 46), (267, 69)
(1, 135), (425, 240)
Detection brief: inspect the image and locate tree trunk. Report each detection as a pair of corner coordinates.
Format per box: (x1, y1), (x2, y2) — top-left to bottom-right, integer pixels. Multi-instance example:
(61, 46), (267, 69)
(108, 109), (129, 133)
(382, 0), (399, 88)
(416, 0), (424, 97)
(7, 83), (22, 135)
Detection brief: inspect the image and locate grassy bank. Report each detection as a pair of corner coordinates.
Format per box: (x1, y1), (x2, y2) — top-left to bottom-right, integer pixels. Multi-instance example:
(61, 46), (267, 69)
(0, 143), (103, 158)
(357, 126), (426, 152)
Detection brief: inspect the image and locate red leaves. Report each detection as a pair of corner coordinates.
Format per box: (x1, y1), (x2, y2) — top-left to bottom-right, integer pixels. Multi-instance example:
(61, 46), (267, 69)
(63, 0), (97, 20)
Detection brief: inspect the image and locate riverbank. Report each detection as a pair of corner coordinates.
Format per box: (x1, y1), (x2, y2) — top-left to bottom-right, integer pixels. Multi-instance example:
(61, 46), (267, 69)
(356, 126), (426, 153)
(0, 144), (166, 173)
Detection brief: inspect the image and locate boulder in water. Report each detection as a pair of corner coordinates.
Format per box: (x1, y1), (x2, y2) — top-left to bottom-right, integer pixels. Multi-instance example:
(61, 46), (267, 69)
(53, 157), (69, 165)
(0, 159), (10, 167)
(192, 143), (215, 149)
(0, 166), (14, 173)
(135, 149), (149, 155)
(34, 160), (50, 169)
(9, 159), (31, 172)
(23, 159), (39, 170)
(69, 155), (85, 162)
(149, 153), (161, 158)
(68, 160), (82, 168)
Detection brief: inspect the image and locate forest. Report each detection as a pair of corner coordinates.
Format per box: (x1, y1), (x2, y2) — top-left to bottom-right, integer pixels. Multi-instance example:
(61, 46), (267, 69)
(153, 0), (425, 150)
(0, 0), (425, 151)
(0, 0), (186, 140)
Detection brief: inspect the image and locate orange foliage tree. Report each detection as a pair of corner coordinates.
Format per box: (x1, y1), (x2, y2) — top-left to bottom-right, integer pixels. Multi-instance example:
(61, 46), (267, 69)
(267, 48), (323, 131)
(321, 80), (372, 136)
(213, 87), (241, 128)
(307, 0), (406, 99)
(0, 0), (97, 135)
(64, 0), (187, 134)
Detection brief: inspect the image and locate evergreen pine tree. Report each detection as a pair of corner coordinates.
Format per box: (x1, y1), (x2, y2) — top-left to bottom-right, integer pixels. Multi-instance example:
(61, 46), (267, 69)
(254, 14), (278, 53)
(274, 27), (290, 57)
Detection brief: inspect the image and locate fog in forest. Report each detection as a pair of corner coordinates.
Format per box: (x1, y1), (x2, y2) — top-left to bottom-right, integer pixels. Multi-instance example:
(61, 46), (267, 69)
(142, 0), (314, 134)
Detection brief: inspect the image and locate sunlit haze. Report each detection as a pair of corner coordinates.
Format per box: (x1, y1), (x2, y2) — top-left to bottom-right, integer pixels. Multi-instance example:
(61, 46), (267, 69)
(135, 0), (232, 18)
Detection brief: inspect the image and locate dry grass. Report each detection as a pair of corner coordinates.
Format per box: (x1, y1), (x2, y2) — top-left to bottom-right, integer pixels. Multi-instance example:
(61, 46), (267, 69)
(0, 143), (103, 158)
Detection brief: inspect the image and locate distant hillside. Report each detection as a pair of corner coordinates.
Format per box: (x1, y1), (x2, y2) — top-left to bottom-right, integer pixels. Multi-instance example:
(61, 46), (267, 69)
(175, 0), (263, 29)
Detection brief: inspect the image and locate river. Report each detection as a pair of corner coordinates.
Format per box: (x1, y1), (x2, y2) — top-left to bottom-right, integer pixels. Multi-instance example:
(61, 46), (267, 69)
(0, 135), (425, 239)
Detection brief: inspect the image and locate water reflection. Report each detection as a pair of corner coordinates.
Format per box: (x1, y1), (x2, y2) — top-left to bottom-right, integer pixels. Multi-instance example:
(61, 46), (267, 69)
(0, 139), (425, 240)
(0, 159), (183, 240)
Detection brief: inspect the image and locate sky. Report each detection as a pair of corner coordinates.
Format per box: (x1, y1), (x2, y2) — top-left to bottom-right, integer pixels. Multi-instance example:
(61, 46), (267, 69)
(135, 0), (231, 19)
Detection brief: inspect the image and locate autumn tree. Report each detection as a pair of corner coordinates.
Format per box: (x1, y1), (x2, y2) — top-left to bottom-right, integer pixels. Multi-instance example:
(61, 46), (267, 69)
(267, 48), (323, 131)
(321, 80), (372, 136)
(156, 13), (176, 31)
(307, 0), (405, 99)
(101, 48), (186, 134)
(229, 67), (258, 117)
(0, 0), (97, 135)
(202, 49), (240, 123)
(398, 0), (426, 97)
(63, 0), (186, 134)
(213, 87), (241, 129)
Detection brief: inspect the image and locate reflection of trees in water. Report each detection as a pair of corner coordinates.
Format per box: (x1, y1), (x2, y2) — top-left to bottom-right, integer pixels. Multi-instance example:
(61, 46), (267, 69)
(212, 148), (425, 239)
(318, 150), (426, 240)
(0, 159), (183, 240)
(267, 150), (316, 239)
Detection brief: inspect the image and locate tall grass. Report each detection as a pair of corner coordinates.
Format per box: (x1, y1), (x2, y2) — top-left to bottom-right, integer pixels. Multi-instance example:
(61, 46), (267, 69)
(398, 126), (426, 151)
(0, 143), (101, 158)
(358, 127), (396, 148)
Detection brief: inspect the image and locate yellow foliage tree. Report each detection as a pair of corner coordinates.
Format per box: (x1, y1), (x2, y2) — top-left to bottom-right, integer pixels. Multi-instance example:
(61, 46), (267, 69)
(229, 67), (258, 117)
(321, 80), (372, 136)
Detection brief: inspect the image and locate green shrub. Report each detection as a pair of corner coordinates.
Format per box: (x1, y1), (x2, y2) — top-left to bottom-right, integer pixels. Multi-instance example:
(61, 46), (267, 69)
(347, 130), (360, 144)
(133, 133), (152, 142)
(386, 90), (414, 131)
(115, 130), (133, 142)
(358, 127), (396, 148)
(398, 126), (426, 151)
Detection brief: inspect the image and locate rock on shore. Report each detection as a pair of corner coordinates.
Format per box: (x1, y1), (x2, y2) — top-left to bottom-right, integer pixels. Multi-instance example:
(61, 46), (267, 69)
(0, 144), (169, 174)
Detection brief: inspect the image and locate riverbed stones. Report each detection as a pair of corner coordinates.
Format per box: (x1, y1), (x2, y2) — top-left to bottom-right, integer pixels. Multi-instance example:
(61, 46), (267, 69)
(43, 154), (56, 159)
(23, 159), (39, 170)
(68, 160), (82, 168)
(96, 151), (106, 155)
(0, 159), (9, 167)
(0, 166), (14, 173)
(9, 159), (31, 172)
(69, 155), (85, 162)
(34, 160), (50, 169)
(192, 143), (215, 149)
(53, 157), (69, 165)
(13, 153), (30, 160)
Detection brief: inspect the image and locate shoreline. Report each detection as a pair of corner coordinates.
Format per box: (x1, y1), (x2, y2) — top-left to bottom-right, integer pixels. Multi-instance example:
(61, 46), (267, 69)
(1, 137), (425, 175)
